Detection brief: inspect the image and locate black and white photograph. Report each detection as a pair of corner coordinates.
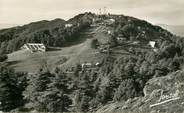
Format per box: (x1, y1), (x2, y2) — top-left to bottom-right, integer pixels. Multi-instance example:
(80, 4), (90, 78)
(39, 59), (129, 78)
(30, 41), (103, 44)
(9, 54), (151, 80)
(0, 0), (184, 112)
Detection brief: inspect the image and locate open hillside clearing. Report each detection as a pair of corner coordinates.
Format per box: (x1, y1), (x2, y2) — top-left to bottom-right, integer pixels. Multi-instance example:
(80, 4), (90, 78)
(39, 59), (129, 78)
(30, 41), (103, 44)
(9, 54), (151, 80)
(6, 18), (155, 73)
(7, 23), (108, 73)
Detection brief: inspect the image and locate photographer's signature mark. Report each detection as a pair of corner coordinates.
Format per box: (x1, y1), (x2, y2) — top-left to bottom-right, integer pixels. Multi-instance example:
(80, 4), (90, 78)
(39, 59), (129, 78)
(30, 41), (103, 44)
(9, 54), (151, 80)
(150, 90), (180, 108)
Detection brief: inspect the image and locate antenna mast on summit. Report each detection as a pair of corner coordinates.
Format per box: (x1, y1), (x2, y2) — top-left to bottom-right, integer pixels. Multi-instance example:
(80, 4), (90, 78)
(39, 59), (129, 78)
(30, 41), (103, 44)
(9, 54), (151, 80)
(103, 6), (107, 15)
(99, 8), (102, 15)
(98, 7), (108, 15)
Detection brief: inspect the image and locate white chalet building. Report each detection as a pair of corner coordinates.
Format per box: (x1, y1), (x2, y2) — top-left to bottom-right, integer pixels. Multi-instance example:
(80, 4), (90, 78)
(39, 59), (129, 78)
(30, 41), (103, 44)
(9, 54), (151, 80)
(21, 43), (46, 52)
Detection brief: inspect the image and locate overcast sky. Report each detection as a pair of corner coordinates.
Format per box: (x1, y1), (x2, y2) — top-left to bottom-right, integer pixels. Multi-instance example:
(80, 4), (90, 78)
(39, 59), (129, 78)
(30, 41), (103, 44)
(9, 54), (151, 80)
(0, 0), (184, 25)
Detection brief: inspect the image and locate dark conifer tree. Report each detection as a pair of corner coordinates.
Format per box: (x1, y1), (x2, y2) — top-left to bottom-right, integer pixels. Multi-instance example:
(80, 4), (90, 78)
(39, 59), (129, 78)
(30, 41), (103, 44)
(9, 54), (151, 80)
(23, 70), (52, 111)
(0, 66), (24, 112)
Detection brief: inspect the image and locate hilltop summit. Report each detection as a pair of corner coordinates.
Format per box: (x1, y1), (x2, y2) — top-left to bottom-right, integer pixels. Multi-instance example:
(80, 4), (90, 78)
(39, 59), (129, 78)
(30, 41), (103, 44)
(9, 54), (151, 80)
(0, 12), (173, 54)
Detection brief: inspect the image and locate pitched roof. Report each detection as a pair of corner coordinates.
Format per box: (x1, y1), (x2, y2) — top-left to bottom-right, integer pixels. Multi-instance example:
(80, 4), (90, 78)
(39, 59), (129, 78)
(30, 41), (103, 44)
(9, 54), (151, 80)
(23, 43), (46, 51)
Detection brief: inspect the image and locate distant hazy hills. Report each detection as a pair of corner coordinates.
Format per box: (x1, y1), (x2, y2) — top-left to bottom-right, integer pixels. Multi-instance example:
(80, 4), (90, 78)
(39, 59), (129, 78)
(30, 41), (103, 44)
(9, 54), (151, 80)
(159, 24), (184, 36)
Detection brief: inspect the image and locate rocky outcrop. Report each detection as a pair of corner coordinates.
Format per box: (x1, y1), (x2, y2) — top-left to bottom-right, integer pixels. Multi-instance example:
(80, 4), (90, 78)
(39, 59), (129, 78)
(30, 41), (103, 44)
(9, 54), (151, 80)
(96, 70), (184, 113)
